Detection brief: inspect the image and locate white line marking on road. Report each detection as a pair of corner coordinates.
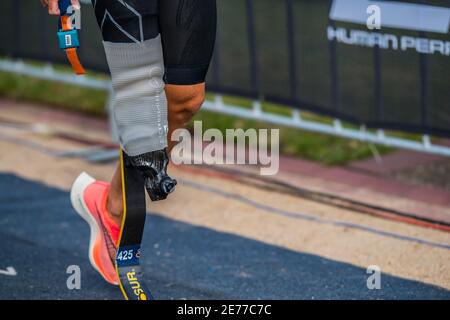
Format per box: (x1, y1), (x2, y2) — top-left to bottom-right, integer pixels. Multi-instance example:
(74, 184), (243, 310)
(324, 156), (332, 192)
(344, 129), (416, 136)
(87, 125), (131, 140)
(0, 267), (17, 276)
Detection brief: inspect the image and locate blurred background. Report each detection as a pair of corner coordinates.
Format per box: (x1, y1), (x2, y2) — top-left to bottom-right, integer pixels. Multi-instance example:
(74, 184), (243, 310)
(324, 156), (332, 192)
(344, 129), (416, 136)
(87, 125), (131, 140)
(0, 0), (449, 299)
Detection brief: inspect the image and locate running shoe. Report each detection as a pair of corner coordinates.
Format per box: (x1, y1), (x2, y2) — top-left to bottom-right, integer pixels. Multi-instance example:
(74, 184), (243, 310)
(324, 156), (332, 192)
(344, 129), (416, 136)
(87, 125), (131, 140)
(70, 172), (120, 285)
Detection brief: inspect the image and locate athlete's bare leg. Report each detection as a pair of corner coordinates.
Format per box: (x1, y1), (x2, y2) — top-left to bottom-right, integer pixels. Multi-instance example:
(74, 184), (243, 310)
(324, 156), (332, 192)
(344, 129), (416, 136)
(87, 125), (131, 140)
(106, 166), (123, 226)
(104, 0), (215, 224)
(166, 83), (205, 149)
(106, 83), (206, 224)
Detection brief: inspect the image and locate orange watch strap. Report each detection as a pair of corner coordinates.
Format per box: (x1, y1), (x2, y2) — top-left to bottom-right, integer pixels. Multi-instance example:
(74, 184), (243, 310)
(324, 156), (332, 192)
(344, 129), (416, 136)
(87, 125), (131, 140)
(61, 16), (71, 32)
(66, 48), (86, 75)
(60, 16), (85, 75)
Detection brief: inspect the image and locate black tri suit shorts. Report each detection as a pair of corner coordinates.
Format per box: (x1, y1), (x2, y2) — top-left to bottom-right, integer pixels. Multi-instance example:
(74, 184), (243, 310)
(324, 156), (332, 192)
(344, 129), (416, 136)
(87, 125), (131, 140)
(91, 0), (217, 85)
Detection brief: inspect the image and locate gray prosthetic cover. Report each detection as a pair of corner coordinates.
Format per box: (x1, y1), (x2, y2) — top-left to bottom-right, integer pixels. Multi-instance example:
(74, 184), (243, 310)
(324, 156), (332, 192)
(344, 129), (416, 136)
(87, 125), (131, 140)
(103, 36), (168, 156)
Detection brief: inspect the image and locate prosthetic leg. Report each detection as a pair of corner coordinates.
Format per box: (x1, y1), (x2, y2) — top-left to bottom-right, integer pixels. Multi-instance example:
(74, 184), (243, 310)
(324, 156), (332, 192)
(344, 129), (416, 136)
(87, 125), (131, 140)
(89, 0), (214, 300)
(116, 149), (176, 300)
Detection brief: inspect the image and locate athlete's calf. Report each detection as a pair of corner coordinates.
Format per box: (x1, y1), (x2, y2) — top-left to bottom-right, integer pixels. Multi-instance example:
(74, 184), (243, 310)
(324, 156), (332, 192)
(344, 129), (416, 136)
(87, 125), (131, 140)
(166, 83), (206, 151)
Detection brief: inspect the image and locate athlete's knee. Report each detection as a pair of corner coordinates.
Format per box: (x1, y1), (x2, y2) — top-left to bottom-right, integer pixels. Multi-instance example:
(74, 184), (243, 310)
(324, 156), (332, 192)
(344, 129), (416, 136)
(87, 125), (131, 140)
(166, 84), (205, 120)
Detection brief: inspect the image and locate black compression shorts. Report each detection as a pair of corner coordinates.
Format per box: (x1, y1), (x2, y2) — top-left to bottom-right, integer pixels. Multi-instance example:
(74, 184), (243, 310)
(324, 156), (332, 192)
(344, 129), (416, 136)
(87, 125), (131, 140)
(91, 0), (217, 85)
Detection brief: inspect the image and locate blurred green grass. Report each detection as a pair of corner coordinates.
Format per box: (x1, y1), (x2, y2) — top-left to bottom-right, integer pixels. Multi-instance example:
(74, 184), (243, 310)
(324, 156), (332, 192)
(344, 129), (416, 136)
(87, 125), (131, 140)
(0, 70), (108, 117)
(0, 69), (393, 165)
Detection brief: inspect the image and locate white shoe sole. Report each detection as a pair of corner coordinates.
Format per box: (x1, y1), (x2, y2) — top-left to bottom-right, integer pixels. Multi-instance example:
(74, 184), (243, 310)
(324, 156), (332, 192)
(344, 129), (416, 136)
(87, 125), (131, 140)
(70, 172), (100, 273)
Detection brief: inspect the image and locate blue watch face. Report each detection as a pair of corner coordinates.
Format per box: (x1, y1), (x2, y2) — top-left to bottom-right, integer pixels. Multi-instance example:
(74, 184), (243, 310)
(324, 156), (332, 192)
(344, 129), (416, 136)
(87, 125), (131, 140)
(57, 30), (80, 50)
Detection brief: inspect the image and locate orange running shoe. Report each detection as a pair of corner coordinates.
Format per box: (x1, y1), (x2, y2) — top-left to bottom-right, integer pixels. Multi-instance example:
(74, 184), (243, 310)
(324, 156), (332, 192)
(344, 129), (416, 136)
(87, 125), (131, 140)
(70, 172), (120, 285)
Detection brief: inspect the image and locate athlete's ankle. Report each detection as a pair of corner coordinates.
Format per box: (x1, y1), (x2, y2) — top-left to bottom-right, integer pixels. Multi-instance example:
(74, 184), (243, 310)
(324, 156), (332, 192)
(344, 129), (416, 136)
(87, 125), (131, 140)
(105, 189), (124, 226)
(106, 208), (123, 227)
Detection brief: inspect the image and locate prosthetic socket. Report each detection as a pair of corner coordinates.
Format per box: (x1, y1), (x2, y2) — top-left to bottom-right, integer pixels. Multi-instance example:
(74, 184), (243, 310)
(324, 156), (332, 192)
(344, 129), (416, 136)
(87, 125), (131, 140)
(103, 36), (168, 156)
(129, 149), (177, 201)
(102, 35), (175, 200)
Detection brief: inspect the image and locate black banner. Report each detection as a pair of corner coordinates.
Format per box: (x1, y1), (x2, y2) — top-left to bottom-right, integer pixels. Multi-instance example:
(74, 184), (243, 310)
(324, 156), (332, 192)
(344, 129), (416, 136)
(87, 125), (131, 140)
(0, 300), (447, 317)
(1, 0), (449, 137)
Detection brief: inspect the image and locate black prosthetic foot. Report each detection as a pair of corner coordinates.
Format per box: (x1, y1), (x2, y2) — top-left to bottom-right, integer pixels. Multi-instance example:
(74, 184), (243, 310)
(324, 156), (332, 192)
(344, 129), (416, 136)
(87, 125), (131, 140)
(128, 149), (177, 201)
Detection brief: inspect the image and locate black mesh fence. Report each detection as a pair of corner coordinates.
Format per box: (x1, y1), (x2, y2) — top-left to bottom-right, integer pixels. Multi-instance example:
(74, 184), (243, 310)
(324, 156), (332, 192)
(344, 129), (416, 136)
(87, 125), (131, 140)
(1, 0), (449, 137)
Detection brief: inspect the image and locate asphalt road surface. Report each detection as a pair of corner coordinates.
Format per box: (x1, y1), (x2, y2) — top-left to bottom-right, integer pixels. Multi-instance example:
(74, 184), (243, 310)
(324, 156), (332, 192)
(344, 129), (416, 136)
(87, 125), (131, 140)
(0, 100), (449, 300)
(0, 173), (449, 299)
